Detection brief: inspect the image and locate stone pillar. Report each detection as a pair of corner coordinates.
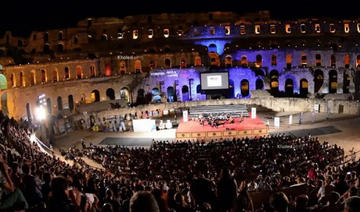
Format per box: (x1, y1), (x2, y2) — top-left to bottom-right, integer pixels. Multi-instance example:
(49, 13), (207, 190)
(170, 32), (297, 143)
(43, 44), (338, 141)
(321, 68), (329, 94)
(337, 69), (344, 94)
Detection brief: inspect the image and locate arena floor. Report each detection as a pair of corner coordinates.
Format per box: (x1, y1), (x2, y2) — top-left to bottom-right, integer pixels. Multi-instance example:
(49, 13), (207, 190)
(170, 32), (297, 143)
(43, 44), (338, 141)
(54, 111), (360, 156)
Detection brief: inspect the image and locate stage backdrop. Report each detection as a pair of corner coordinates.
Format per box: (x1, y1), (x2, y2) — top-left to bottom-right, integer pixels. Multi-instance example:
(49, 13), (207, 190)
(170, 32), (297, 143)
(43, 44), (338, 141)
(132, 119), (156, 132)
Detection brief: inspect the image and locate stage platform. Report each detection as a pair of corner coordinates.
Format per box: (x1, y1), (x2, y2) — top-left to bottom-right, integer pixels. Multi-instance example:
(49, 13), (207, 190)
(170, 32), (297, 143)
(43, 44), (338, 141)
(176, 114), (267, 140)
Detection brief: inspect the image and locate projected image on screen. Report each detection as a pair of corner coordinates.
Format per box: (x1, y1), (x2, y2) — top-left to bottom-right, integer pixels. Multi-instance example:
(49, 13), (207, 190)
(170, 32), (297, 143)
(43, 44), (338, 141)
(201, 72), (229, 90)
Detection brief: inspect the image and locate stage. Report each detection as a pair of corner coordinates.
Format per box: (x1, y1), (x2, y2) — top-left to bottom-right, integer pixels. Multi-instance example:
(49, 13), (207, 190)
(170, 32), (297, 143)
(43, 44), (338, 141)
(176, 113), (267, 140)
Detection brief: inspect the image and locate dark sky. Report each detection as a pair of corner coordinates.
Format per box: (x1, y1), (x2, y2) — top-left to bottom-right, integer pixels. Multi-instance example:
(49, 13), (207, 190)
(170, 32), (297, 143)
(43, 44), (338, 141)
(2, 0), (360, 35)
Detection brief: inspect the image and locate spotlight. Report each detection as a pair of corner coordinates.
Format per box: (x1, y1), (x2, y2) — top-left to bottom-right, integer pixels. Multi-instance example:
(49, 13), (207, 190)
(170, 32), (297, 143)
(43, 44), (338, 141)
(35, 106), (47, 121)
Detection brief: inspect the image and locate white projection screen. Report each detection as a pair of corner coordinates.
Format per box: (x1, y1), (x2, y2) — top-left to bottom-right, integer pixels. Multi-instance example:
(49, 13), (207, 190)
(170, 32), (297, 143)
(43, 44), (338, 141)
(132, 119), (156, 132)
(201, 72), (229, 90)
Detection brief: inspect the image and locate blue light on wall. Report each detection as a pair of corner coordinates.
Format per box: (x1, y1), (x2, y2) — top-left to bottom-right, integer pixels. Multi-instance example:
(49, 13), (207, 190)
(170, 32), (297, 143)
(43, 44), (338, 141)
(193, 39), (230, 55)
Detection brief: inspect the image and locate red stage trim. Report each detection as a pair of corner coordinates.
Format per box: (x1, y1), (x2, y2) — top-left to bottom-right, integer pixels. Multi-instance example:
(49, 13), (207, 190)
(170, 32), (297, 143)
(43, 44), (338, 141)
(176, 113), (267, 140)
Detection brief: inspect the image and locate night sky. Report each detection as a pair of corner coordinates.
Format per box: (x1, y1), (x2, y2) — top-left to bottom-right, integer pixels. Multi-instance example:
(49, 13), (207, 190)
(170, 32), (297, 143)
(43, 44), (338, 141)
(2, 0), (360, 35)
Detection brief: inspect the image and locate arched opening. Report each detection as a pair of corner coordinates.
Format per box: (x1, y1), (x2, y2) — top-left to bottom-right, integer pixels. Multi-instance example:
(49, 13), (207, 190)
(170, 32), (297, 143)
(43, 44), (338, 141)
(241, 55), (248, 67)
(256, 78), (264, 90)
(209, 52), (220, 67)
(105, 64), (112, 76)
(119, 61), (126, 74)
(90, 65), (96, 78)
(135, 60), (142, 73)
(285, 78), (294, 96)
(19, 72), (24, 87)
(314, 69), (324, 93)
(331, 54), (336, 67)
(194, 56), (202, 66)
(196, 85), (201, 94)
(181, 85), (189, 101)
(53, 69), (58, 82)
(228, 80), (234, 98)
(329, 70), (337, 93)
(30, 71), (36, 86)
(180, 58), (186, 68)
(357, 55), (360, 67)
(343, 72), (350, 93)
(64, 67), (70, 80)
(164, 58), (171, 68)
(136, 89), (145, 105)
(26, 103), (31, 121)
(225, 55), (232, 67)
(286, 53), (292, 69)
(1, 92), (8, 115)
(10, 73), (15, 87)
(255, 55), (262, 67)
(57, 96), (63, 111)
(270, 70), (279, 94)
(76, 66), (83, 79)
(120, 87), (130, 103)
(301, 54), (307, 66)
(300, 78), (308, 97)
(68, 95), (74, 111)
(58, 31), (63, 40)
(46, 98), (51, 114)
(106, 88), (115, 100)
(0, 74), (7, 90)
(167, 86), (175, 102)
(41, 70), (46, 83)
(151, 88), (161, 103)
(271, 54), (277, 66)
(240, 79), (249, 97)
(43, 44), (50, 53)
(91, 90), (100, 102)
(315, 54), (321, 66)
(208, 43), (217, 53)
(57, 44), (64, 52)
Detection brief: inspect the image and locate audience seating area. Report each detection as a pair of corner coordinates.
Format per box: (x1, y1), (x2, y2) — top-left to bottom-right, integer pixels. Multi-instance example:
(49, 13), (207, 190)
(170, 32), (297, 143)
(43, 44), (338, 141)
(1, 110), (360, 212)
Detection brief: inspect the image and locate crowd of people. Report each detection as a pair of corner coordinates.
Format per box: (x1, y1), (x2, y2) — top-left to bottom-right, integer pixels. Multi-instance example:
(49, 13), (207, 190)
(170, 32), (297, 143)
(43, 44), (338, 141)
(1, 110), (360, 212)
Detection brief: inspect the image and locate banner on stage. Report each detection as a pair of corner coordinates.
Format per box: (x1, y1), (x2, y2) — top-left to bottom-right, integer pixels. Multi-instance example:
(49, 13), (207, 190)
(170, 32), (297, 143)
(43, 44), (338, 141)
(251, 108), (256, 119)
(132, 119), (156, 132)
(274, 117), (280, 129)
(183, 110), (188, 122)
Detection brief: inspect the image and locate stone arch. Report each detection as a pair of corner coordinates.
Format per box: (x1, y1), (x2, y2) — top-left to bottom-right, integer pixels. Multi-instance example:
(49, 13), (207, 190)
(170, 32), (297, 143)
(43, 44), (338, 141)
(181, 85), (189, 101)
(0, 74), (7, 90)
(330, 54), (336, 67)
(91, 90), (100, 102)
(240, 79), (249, 97)
(357, 55), (360, 67)
(314, 69), (324, 93)
(76, 66), (83, 79)
(30, 71), (36, 86)
(194, 56), (202, 66)
(41, 69), (46, 83)
(300, 78), (308, 97)
(343, 71), (351, 93)
(225, 55), (232, 67)
(119, 61), (126, 74)
(271, 54), (277, 66)
(209, 52), (220, 67)
(1, 92), (8, 115)
(208, 43), (217, 53)
(68, 95), (74, 111)
(90, 65), (96, 78)
(19, 72), (25, 87)
(57, 96), (63, 111)
(53, 69), (59, 82)
(329, 69), (337, 93)
(57, 44), (64, 52)
(135, 60), (142, 73)
(10, 73), (16, 87)
(285, 78), (294, 96)
(164, 58), (171, 68)
(270, 70), (279, 94)
(152, 88), (161, 103)
(167, 86), (175, 102)
(256, 78), (264, 90)
(106, 88), (115, 100)
(105, 64), (112, 76)
(255, 54), (262, 67)
(120, 87), (130, 103)
(136, 89), (145, 105)
(64, 67), (70, 80)
(241, 55), (248, 67)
